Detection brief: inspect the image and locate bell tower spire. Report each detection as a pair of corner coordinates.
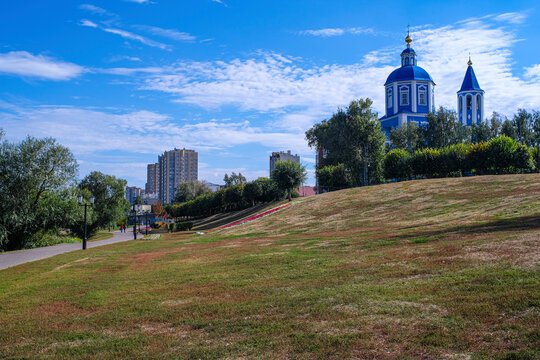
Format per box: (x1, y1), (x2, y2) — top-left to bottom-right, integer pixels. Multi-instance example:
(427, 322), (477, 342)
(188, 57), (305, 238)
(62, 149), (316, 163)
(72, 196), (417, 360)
(457, 55), (484, 126)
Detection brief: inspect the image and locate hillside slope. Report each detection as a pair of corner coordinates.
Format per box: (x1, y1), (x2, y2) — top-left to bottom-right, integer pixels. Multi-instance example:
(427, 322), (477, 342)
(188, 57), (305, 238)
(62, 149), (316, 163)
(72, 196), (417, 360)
(0, 174), (538, 359)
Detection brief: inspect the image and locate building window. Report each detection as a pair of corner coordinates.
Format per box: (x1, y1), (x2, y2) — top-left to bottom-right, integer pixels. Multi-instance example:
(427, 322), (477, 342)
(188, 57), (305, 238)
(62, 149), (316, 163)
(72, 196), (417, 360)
(459, 96), (463, 111)
(467, 95), (472, 110)
(387, 88), (392, 108)
(418, 87), (427, 105)
(404, 57), (409, 66)
(476, 94), (481, 110)
(400, 88), (409, 106)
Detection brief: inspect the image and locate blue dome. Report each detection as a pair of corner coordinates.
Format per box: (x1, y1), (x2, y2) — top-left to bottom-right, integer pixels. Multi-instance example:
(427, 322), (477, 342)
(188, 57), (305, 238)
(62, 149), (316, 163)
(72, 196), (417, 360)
(384, 65), (434, 85)
(401, 47), (416, 55)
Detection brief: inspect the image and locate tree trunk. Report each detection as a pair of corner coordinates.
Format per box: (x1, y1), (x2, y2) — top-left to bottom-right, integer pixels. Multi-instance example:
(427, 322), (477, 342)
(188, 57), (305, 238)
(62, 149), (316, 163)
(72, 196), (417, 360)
(288, 190), (292, 201)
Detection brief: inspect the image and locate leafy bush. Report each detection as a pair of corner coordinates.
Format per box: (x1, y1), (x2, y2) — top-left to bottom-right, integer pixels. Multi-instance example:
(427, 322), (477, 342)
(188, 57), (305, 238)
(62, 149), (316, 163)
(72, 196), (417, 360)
(383, 149), (412, 181)
(172, 222), (193, 232)
(412, 148), (441, 178)
(317, 163), (352, 190)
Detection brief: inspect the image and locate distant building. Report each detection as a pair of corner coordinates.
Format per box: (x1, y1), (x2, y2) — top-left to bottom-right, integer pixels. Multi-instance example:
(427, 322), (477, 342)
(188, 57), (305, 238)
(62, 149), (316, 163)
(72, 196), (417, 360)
(145, 163), (159, 195)
(298, 186), (316, 197)
(203, 181), (222, 192)
(270, 150), (300, 176)
(125, 186), (144, 204)
(158, 148), (198, 204)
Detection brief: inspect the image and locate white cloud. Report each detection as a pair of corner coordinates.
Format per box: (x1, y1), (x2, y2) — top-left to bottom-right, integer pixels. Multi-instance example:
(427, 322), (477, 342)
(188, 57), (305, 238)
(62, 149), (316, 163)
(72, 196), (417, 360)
(79, 4), (109, 15)
(124, 0), (151, 3)
(137, 25), (196, 42)
(80, 19), (98, 28)
(0, 51), (85, 80)
(0, 103), (310, 184)
(137, 12), (540, 127)
(299, 27), (374, 37)
(103, 27), (170, 50)
(493, 12), (528, 24)
(524, 64), (540, 79)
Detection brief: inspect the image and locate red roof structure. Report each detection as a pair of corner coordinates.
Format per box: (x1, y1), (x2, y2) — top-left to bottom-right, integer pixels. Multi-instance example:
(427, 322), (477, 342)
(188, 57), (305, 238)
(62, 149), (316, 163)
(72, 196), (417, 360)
(297, 186), (316, 197)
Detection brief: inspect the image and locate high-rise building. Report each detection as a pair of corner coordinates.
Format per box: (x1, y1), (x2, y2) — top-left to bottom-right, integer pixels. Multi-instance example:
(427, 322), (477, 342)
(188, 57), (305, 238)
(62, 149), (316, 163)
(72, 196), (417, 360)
(270, 150), (300, 176)
(158, 148), (198, 204)
(125, 186), (144, 204)
(145, 163), (159, 195)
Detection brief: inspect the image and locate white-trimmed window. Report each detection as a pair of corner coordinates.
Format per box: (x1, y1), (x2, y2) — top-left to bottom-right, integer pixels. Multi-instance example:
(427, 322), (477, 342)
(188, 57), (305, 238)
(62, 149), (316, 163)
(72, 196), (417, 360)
(459, 96), (463, 111)
(418, 86), (427, 105)
(400, 87), (409, 106)
(476, 94), (481, 110)
(467, 95), (472, 110)
(386, 88), (392, 108)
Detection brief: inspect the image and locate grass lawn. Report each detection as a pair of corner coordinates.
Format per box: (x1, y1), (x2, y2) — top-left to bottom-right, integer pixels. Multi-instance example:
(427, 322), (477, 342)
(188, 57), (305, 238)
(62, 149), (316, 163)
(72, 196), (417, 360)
(88, 232), (115, 242)
(0, 174), (538, 359)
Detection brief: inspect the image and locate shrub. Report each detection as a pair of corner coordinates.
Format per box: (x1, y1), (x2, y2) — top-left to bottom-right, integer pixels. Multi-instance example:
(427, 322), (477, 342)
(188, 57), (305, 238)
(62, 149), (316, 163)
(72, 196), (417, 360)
(532, 147), (540, 171)
(412, 148), (441, 178)
(174, 222), (193, 231)
(317, 163), (352, 191)
(383, 149), (412, 180)
(486, 135), (519, 173)
(467, 141), (489, 174)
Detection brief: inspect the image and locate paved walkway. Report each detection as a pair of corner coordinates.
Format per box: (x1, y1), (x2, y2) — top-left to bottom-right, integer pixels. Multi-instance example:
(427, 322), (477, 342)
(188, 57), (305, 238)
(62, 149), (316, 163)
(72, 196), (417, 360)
(0, 230), (138, 271)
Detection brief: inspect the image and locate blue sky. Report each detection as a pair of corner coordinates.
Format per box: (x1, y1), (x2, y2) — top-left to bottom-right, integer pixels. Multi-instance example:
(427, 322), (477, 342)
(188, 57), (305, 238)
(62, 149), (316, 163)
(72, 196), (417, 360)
(1, 0), (540, 187)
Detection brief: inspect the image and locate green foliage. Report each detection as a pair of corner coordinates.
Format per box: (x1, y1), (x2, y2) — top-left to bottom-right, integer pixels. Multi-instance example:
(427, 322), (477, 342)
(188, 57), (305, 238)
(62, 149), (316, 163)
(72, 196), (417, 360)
(384, 136), (534, 180)
(172, 221), (193, 232)
(71, 172), (130, 238)
(135, 195), (144, 205)
(0, 135), (78, 251)
(166, 178), (284, 219)
(383, 149), (412, 180)
(306, 98), (386, 186)
(317, 163), (351, 191)
(174, 180), (212, 203)
(271, 160), (307, 201)
(243, 181), (263, 206)
(424, 107), (470, 148)
(532, 147), (540, 170)
(470, 122), (492, 143)
(223, 172), (246, 187)
(389, 122), (422, 151)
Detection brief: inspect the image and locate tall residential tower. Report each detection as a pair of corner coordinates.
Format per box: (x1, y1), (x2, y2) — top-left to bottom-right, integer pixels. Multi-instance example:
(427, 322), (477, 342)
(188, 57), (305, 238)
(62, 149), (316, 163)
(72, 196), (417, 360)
(158, 148), (198, 204)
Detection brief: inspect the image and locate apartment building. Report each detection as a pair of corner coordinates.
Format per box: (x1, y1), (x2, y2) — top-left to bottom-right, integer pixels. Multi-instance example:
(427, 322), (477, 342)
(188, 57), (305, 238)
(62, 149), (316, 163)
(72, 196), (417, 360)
(269, 150), (300, 176)
(145, 163), (159, 195)
(158, 148), (198, 204)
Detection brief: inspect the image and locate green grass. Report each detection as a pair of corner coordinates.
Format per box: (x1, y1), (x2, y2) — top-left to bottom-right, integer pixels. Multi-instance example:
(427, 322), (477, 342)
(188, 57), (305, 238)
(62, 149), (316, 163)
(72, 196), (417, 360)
(88, 231), (114, 242)
(0, 174), (539, 359)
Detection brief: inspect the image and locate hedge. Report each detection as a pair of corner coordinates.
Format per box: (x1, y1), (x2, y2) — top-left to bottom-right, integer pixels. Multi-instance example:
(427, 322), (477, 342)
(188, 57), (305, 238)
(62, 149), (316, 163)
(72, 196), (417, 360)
(384, 136), (535, 180)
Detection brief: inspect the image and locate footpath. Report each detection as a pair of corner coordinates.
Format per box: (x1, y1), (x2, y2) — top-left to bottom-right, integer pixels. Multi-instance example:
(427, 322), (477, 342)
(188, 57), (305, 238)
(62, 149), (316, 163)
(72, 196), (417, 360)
(0, 230), (136, 271)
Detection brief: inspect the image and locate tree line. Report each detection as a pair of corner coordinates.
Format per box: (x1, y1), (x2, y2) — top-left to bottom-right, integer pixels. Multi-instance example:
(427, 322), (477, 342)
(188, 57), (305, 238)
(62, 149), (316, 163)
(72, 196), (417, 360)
(0, 130), (130, 251)
(306, 100), (540, 192)
(166, 161), (306, 219)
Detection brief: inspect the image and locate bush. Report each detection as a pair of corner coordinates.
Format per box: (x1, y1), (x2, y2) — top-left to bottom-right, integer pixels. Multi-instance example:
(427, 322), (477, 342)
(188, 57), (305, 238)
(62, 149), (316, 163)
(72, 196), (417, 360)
(532, 147), (540, 171)
(412, 148), (441, 178)
(317, 163), (352, 191)
(467, 141), (489, 174)
(173, 221), (193, 231)
(383, 149), (412, 180)
(486, 135), (519, 173)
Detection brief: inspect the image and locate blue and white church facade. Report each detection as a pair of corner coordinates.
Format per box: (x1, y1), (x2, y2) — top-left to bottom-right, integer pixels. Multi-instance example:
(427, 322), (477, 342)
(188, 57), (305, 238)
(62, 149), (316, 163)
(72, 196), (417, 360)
(379, 32), (485, 133)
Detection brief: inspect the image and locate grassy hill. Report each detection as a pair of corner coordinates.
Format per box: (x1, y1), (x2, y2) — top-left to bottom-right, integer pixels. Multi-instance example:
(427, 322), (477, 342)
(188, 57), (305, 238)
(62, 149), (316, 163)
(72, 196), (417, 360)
(0, 174), (538, 359)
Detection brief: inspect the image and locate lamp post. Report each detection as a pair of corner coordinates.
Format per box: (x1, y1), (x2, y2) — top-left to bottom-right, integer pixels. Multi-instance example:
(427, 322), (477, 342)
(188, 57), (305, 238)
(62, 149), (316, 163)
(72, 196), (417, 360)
(78, 195), (95, 250)
(145, 211), (149, 235)
(132, 204), (138, 240)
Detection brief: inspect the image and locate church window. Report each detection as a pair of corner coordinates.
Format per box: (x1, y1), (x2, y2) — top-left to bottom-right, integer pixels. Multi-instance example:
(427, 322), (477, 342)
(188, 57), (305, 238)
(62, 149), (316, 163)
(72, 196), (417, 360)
(387, 88), (392, 108)
(467, 95), (472, 110)
(405, 58), (409, 66)
(459, 96), (463, 111)
(418, 87), (427, 105)
(476, 94), (481, 110)
(400, 87), (409, 106)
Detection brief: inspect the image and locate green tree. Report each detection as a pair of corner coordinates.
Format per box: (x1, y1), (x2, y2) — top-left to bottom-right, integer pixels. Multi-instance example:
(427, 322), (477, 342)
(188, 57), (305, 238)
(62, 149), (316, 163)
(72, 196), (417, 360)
(389, 122), (422, 151)
(424, 107), (470, 148)
(488, 112), (504, 138)
(174, 180), (212, 203)
(383, 149), (412, 180)
(135, 195), (144, 205)
(471, 121), (492, 143)
(532, 111), (540, 147)
(271, 160), (307, 201)
(243, 181), (263, 206)
(317, 164), (351, 191)
(223, 172), (246, 187)
(306, 98), (386, 186)
(0, 135), (78, 251)
(73, 172), (130, 238)
(513, 109), (533, 146)
(501, 119), (517, 140)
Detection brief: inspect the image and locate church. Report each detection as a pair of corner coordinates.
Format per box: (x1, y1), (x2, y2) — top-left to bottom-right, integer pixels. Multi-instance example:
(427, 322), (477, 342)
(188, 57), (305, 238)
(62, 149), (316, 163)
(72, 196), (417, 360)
(379, 31), (485, 133)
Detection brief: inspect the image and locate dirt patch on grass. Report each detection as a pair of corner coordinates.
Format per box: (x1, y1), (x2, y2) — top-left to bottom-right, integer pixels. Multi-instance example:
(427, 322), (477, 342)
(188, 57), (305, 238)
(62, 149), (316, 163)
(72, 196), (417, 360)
(37, 301), (92, 317)
(124, 251), (169, 262)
